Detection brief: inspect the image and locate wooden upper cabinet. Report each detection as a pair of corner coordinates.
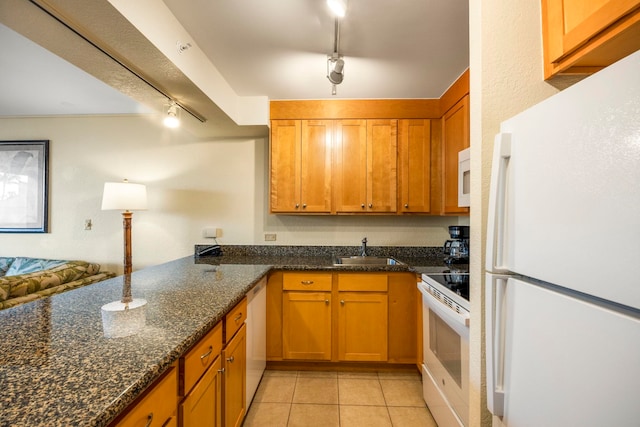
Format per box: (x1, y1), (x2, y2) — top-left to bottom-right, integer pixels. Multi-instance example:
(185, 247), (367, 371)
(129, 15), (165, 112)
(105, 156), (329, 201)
(398, 119), (431, 213)
(270, 120), (332, 213)
(334, 119), (397, 213)
(334, 120), (368, 212)
(542, 0), (640, 79)
(367, 120), (398, 213)
(442, 95), (470, 215)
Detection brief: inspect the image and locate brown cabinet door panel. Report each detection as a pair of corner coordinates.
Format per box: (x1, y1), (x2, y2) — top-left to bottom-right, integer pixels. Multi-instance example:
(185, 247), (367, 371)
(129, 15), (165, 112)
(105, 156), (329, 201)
(398, 119), (431, 213)
(334, 120), (368, 212)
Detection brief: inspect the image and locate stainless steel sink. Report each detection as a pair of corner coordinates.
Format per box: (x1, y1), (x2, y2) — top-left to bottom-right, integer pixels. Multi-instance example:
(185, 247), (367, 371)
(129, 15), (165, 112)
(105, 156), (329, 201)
(332, 256), (405, 266)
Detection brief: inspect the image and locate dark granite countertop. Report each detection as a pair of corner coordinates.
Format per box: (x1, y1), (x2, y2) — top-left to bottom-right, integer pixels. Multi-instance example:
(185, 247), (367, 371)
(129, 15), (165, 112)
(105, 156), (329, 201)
(0, 246), (449, 426)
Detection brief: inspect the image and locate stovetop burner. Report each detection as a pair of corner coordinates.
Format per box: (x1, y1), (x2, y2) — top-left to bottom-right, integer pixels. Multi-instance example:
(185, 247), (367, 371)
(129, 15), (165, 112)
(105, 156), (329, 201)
(421, 265), (470, 308)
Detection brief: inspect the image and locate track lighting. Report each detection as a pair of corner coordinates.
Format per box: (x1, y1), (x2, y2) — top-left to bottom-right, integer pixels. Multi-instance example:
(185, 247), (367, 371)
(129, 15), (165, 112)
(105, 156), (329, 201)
(327, 54), (345, 85)
(163, 101), (180, 128)
(327, 0), (347, 18)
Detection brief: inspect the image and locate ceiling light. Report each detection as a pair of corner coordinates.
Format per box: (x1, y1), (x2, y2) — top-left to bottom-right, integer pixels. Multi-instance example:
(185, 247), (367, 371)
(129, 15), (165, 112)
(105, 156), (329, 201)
(327, 54), (345, 85)
(327, 0), (347, 18)
(163, 101), (180, 128)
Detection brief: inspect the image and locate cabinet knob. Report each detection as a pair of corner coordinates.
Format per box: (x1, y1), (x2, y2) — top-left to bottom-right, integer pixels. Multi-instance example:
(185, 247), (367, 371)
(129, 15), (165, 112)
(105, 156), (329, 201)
(234, 313), (243, 322)
(227, 356), (235, 363)
(325, 299), (330, 305)
(369, 204), (373, 208)
(218, 368), (225, 374)
(361, 204), (365, 209)
(404, 203), (409, 208)
(145, 413), (153, 427)
(302, 203), (307, 209)
(340, 300), (345, 305)
(295, 203), (299, 208)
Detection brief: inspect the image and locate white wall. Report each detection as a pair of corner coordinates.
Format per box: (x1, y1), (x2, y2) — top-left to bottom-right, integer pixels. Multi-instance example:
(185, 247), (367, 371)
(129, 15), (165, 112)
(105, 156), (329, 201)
(469, 0), (559, 426)
(0, 114), (461, 275)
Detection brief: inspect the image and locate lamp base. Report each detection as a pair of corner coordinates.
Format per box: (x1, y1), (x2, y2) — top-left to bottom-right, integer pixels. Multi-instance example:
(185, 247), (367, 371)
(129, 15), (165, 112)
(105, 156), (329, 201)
(101, 298), (147, 338)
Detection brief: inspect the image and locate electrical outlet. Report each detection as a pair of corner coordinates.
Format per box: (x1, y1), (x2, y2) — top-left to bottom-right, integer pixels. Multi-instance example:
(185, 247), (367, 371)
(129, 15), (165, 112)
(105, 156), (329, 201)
(264, 233), (277, 241)
(84, 219), (92, 230)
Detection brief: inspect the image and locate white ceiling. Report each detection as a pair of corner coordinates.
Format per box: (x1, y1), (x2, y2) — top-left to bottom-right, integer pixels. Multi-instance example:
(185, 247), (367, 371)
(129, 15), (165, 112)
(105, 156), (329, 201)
(163, 0), (470, 100)
(0, 0), (469, 121)
(0, 23), (152, 117)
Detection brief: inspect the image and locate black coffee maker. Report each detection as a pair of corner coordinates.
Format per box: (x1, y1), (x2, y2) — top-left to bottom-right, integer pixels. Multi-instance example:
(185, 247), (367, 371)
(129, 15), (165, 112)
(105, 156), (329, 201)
(443, 225), (470, 264)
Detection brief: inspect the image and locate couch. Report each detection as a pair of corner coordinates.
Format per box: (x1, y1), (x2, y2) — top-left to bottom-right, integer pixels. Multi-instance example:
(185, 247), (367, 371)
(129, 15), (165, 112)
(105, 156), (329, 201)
(0, 257), (115, 310)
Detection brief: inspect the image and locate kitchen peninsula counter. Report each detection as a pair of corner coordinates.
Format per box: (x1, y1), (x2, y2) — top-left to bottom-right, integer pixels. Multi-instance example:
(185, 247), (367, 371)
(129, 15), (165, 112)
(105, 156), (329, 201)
(0, 248), (446, 426)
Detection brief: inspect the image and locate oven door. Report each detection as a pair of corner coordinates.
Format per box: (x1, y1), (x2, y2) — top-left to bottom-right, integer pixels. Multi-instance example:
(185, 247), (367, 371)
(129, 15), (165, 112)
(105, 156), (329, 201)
(420, 282), (469, 426)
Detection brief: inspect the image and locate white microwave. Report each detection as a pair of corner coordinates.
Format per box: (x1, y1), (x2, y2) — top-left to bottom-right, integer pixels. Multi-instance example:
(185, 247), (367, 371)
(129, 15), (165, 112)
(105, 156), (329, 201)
(458, 147), (470, 207)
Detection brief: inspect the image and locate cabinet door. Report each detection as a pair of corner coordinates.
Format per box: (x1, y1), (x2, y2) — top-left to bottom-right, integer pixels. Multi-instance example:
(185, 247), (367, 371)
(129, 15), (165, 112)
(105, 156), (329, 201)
(388, 273), (419, 364)
(338, 292), (388, 361)
(542, 0), (640, 78)
(442, 95), (470, 215)
(398, 119), (431, 213)
(367, 120), (397, 213)
(282, 291), (332, 360)
(300, 120), (333, 212)
(223, 324), (246, 427)
(270, 120), (301, 212)
(181, 357), (222, 427)
(334, 119), (368, 212)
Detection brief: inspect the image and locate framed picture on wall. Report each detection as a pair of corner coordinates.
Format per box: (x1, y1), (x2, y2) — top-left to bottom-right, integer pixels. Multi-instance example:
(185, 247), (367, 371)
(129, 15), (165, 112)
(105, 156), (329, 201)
(0, 140), (49, 233)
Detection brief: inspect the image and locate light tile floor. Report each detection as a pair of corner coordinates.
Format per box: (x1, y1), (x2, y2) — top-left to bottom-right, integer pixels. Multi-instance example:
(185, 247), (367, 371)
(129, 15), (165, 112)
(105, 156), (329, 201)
(243, 370), (438, 427)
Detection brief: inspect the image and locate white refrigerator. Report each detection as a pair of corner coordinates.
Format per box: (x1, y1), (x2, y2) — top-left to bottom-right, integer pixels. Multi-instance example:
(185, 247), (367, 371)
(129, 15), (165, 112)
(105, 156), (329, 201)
(485, 50), (640, 427)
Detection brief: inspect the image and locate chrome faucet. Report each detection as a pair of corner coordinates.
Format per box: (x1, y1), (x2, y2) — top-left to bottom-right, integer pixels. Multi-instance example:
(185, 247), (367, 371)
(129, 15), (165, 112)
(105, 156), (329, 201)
(360, 237), (368, 257)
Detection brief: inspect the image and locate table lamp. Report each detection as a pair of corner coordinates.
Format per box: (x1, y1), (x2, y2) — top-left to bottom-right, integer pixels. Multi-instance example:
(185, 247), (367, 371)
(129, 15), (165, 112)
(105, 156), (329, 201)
(100, 179), (148, 338)
(101, 179), (147, 277)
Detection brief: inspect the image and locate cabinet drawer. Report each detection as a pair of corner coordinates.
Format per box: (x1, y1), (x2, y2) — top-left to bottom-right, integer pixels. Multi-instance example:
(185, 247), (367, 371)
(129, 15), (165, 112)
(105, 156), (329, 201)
(338, 274), (388, 292)
(182, 322), (223, 395)
(225, 297), (247, 341)
(115, 365), (177, 427)
(283, 273), (332, 291)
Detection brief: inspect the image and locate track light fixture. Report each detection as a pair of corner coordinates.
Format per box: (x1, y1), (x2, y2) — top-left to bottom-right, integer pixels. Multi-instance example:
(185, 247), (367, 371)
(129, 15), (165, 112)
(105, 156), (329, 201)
(163, 101), (180, 128)
(327, 53), (345, 85)
(327, 18), (344, 95)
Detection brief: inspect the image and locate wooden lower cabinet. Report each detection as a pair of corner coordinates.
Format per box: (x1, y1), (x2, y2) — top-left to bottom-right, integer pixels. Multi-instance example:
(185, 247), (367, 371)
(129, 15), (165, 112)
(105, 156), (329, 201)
(282, 291), (332, 360)
(179, 299), (247, 427)
(272, 271), (417, 365)
(113, 365), (178, 427)
(181, 356), (222, 427)
(338, 292), (388, 361)
(223, 323), (247, 427)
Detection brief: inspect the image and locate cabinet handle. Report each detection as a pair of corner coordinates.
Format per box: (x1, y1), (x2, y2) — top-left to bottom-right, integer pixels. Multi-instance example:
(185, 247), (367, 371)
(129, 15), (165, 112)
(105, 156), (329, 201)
(369, 203), (373, 208)
(218, 368), (225, 374)
(144, 413), (153, 427)
(300, 280), (314, 285)
(234, 313), (243, 322)
(227, 356), (235, 363)
(361, 204), (365, 209)
(404, 203), (409, 208)
(340, 300), (345, 305)
(200, 345), (213, 360)
(325, 299), (330, 305)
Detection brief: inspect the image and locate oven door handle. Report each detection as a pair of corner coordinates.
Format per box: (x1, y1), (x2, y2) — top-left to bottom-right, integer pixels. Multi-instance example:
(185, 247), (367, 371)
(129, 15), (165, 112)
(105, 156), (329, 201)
(418, 282), (470, 328)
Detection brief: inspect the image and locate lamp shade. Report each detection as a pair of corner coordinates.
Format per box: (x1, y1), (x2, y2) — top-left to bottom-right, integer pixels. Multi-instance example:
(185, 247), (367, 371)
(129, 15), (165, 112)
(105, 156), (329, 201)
(101, 181), (148, 211)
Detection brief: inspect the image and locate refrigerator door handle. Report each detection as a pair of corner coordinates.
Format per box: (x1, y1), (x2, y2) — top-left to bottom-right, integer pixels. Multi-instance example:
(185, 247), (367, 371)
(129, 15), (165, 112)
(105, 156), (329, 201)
(486, 133), (511, 273)
(485, 273), (507, 416)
